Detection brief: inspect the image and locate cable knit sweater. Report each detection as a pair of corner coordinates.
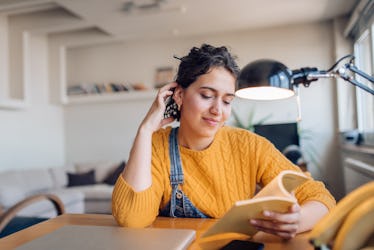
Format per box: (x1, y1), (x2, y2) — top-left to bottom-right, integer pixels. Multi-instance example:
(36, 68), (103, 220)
(112, 126), (336, 227)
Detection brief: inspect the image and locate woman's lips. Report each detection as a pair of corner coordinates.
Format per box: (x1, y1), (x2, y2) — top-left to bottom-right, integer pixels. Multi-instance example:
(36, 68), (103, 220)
(203, 117), (219, 126)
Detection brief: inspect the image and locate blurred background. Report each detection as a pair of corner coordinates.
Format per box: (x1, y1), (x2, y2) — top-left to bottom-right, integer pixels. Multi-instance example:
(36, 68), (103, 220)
(0, 0), (372, 201)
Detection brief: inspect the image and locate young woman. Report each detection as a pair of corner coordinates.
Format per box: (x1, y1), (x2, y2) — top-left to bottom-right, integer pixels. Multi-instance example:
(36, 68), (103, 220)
(112, 44), (335, 239)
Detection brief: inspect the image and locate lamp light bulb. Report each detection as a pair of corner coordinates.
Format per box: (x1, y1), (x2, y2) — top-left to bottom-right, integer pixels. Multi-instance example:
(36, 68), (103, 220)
(235, 87), (295, 100)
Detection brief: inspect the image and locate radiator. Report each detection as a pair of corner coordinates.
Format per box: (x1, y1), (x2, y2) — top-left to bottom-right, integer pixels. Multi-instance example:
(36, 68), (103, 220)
(343, 157), (374, 194)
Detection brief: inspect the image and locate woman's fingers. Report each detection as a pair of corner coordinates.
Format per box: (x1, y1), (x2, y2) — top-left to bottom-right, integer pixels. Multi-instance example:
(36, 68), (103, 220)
(251, 218), (298, 233)
(249, 204), (301, 240)
(156, 82), (178, 107)
(158, 82), (178, 98)
(141, 82), (178, 132)
(159, 81), (178, 92)
(262, 205), (300, 224)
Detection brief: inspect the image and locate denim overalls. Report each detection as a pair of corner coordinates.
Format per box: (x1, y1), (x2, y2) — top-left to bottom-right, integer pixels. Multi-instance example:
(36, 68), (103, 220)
(159, 127), (209, 218)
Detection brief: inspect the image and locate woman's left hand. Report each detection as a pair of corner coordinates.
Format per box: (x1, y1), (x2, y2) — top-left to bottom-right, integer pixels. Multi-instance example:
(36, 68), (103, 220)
(249, 204), (301, 240)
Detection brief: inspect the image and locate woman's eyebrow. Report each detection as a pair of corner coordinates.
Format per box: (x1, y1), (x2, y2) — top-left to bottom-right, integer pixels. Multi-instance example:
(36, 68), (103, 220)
(200, 86), (235, 97)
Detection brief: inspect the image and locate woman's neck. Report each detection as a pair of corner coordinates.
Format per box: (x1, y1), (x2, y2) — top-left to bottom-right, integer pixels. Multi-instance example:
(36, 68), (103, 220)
(177, 126), (214, 151)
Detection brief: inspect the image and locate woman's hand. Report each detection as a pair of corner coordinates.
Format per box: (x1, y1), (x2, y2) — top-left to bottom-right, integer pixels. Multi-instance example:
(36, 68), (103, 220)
(140, 82), (178, 133)
(250, 204), (301, 240)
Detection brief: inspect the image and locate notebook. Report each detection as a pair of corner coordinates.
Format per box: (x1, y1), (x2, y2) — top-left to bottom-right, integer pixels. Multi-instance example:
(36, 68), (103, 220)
(16, 225), (196, 250)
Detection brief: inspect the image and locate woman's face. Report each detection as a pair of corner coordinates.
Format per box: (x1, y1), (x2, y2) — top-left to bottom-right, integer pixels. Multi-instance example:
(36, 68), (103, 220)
(175, 67), (236, 139)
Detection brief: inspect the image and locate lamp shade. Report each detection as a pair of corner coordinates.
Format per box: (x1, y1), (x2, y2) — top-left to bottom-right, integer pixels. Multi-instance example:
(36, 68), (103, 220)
(236, 59), (295, 100)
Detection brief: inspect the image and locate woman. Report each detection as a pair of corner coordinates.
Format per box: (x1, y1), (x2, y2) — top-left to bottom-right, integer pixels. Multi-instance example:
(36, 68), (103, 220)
(112, 44), (335, 239)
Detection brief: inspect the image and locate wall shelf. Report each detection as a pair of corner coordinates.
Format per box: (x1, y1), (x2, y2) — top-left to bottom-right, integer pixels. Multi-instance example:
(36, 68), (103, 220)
(63, 90), (157, 105)
(0, 99), (28, 110)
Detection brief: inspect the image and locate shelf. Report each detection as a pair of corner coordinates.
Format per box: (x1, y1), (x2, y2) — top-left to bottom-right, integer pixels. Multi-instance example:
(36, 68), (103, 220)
(341, 143), (374, 156)
(63, 90), (157, 105)
(0, 99), (28, 110)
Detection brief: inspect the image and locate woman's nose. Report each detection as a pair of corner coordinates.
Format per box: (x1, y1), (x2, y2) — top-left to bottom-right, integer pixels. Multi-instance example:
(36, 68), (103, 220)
(210, 99), (222, 115)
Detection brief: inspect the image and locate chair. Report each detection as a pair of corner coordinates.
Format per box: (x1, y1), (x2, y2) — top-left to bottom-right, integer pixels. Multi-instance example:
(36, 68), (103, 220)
(0, 194), (65, 238)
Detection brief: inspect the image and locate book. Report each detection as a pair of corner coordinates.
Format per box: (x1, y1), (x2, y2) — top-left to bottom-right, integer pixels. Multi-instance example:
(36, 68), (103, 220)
(202, 170), (310, 237)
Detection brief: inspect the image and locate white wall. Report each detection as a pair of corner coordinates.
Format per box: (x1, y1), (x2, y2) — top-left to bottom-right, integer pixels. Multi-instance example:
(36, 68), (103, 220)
(64, 98), (153, 163)
(0, 15), (65, 170)
(0, 15), (9, 99)
(62, 21), (344, 197)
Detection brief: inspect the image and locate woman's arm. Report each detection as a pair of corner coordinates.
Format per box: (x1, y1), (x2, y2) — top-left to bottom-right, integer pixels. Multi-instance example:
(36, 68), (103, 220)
(122, 82), (177, 191)
(250, 200), (329, 239)
(122, 126), (153, 191)
(112, 82), (177, 228)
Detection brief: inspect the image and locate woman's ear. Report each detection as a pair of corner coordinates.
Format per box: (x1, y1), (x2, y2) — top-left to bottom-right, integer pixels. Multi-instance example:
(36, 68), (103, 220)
(172, 85), (183, 107)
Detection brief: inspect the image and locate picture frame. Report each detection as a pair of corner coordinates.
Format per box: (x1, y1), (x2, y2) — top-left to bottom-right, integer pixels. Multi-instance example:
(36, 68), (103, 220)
(154, 66), (174, 88)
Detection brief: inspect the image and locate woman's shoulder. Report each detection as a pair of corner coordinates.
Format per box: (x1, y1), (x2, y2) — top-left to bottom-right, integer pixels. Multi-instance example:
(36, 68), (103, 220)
(152, 126), (173, 144)
(154, 126), (173, 136)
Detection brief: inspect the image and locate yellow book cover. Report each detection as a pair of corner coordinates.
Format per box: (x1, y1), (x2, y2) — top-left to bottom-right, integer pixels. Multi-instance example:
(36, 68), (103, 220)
(202, 170), (310, 237)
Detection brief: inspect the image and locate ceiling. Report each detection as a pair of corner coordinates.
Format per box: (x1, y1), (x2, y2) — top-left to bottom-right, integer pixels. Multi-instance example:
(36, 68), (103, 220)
(0, 0), (359, 41)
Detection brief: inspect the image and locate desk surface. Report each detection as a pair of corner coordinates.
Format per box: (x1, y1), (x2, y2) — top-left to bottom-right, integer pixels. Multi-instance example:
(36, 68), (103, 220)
(0, 214), (314, 250)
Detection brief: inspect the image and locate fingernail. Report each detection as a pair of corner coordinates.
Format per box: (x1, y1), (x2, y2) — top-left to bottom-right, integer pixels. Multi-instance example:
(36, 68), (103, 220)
(263, 210), (271, 216)
(250, 219), (257, 225)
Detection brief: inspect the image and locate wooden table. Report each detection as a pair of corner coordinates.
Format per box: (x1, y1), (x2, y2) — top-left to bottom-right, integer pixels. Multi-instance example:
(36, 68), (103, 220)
(0, 214), (314, 250)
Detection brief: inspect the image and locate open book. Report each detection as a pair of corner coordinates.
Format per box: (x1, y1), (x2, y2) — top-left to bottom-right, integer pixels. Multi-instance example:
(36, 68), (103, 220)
(202, 170), (310, 237)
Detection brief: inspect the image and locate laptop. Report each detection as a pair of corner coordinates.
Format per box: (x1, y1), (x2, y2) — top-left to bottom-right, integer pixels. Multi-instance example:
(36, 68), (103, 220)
(16, 225), (196, 250)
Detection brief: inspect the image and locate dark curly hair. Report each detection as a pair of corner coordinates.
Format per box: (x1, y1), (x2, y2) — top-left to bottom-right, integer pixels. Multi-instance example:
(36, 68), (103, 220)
(166, 44), (239, 121)
(175, 44), (240, 88)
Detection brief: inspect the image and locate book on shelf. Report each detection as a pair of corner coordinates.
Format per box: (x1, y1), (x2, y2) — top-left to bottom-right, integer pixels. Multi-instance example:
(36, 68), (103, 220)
(67, 82), (151, 96)
(201, 170), (310, 238)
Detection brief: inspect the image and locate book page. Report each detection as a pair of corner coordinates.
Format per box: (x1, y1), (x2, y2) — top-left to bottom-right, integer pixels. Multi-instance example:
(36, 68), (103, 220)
(253, 170), (309, 200)
(201, 170), (309, 237)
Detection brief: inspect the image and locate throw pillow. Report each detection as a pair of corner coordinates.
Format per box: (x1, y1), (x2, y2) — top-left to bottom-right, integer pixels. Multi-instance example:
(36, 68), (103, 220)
(103, 161), (126, 185)
(67, 169), (96, 187)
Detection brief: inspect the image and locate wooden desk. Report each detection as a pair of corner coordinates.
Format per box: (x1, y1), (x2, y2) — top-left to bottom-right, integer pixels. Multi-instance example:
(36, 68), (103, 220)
(0, 214), (314, 250)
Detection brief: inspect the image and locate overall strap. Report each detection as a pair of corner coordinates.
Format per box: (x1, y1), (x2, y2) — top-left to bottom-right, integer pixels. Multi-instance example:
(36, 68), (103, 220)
(168, 127), (184, 217)
(169, 127), (184, 185)
(164, 127), (210, 219)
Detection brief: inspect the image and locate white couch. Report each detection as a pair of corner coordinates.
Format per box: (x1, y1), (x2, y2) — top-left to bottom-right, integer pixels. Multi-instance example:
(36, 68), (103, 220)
(0, 161), (123, 218)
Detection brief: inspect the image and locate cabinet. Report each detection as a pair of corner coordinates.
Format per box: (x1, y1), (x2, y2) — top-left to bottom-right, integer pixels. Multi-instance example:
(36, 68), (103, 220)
(340, 143), (374, 194)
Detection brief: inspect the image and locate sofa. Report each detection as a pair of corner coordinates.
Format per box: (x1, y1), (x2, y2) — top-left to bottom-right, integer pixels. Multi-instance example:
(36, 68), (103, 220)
(0, 161), (125, 218)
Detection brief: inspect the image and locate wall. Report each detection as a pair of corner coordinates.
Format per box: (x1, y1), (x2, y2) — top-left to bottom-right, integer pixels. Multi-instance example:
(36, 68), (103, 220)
(0, 34), (65, 170)
(61, 21), (344, 198)
(0, 15), (9, 99)
(0, 14), (65, 170)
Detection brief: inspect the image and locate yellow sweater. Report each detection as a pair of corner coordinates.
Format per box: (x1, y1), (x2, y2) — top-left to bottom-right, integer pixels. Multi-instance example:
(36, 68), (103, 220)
(112, 126), (336, 227)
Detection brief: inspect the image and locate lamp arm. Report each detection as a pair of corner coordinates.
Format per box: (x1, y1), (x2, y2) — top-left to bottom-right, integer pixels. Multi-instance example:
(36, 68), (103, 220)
(335, 63), (374, 95)
(345, 63), (374, 83)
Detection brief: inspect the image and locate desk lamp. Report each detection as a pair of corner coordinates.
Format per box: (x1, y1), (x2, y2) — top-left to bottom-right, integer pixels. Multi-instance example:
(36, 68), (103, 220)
(236, 55), (374, 100)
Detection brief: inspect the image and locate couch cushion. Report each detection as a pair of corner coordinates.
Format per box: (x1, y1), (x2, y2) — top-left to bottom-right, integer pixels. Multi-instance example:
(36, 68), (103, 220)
(49, 165), (75, 189)
(0, 187), (26, 208)
(103, 161), (126, 185)
(0, 169), (54, 194)
(75, 161), (119, 183)
(66, 184), (113, 200)
(17, 189), (85, 217)
(67, 169), (96, 187)
(66, 184), (113, 214)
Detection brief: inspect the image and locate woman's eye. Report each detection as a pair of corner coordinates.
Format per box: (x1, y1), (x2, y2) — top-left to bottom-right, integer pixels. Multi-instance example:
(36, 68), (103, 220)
(223, 99), (233, 105)
(201, 94), (212, 99)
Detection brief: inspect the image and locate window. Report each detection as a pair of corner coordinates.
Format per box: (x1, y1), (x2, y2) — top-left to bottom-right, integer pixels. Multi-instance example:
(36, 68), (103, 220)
(354, 26), (374, 135)
(344, 0), (374, 146)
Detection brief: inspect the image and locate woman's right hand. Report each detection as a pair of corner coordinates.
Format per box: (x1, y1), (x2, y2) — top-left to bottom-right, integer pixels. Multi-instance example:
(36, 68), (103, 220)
(140, 82), (178, 133)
